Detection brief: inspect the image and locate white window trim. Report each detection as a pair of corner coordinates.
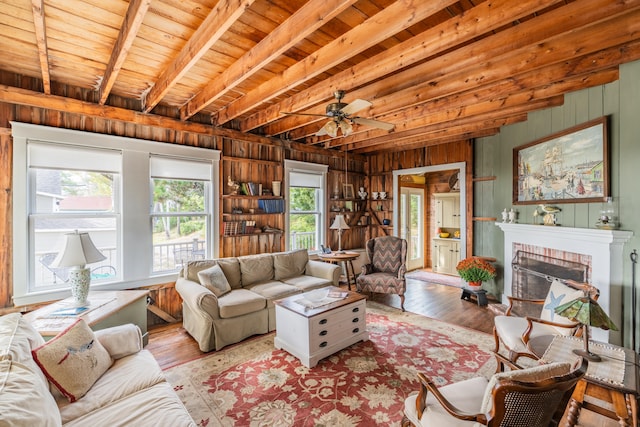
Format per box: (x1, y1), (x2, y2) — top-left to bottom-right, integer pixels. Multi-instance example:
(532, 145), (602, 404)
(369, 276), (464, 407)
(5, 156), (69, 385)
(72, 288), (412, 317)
(284, 159), (328, 253)
(12, 122), (220, 306)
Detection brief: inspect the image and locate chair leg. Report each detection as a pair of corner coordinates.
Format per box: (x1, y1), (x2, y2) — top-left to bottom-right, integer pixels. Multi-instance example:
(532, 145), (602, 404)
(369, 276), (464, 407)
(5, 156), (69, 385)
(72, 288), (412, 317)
(400, 294), (405, 312)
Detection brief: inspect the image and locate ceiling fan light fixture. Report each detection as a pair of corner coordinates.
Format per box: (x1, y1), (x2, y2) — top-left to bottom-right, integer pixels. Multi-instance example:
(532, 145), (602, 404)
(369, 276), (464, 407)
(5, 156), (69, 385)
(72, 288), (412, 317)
(325, 120), (338, 138)
(339, 119), (353, 136)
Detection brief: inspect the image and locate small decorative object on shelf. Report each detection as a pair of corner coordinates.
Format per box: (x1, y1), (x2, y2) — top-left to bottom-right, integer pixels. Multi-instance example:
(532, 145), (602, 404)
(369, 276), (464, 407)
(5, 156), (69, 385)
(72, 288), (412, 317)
(537, 204), (560, 226)
(456, 257), (496, 290)
(501, 208), (508, 223)
(372, 192), (378, 200)
(508, 208), (516, 224)
(379, 191), (387, 200)
(358, 186), (367, 200)
(596, 197), (618, 229)
(272, 181), (281, 197)
(227, 176), (240, 195)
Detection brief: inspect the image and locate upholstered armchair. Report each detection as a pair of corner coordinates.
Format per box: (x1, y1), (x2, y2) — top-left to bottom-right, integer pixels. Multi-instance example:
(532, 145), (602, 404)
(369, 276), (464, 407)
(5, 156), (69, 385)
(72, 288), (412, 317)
(493, 279), (599, 365)
(356, 236), (407, 311)
(402, 357), (587, 427)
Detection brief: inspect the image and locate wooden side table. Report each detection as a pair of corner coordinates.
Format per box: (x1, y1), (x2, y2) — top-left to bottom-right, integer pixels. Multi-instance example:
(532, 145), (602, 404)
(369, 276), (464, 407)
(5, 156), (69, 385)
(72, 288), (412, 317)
(531, 335), (639, 427)
(318, 251), (359, 290)
(25, 290), (149, 344)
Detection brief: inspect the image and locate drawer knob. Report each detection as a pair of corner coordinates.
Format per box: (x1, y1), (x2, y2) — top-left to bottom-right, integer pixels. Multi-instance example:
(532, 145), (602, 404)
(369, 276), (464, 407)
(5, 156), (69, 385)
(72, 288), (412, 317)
(319, 330), (328, 336)
(319, 319), (328, 325)
(352, 328), (359, 333)
(319, 341), (328, 348)
(352, 318), (359, 323)
(352, 307), (359, 313)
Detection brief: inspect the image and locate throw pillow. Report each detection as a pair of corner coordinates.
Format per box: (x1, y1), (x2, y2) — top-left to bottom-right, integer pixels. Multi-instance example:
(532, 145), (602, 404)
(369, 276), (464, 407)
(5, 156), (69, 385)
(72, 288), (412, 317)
(239, 253), (274, 287)
(198, 264), (232, 297)
(32, 318), (113, 402)
(273, 249), (308, 280)
(540, 280), (585, 327)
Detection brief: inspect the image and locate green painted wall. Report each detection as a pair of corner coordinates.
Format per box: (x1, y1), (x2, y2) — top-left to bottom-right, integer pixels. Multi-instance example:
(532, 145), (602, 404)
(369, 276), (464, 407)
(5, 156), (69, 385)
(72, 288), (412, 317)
(474, 59), (640, 347)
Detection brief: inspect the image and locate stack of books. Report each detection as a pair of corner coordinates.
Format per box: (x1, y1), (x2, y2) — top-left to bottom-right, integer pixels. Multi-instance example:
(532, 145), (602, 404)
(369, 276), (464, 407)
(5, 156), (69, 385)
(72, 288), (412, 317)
(258, 198), (285, 213)
(223, 220), (256, 235)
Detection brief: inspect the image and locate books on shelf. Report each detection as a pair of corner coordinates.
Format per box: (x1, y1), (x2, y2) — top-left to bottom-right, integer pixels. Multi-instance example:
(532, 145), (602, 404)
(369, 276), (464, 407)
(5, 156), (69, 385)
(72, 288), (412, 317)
(258, 198), (285, 213)
(223, 220), (256, 236)
(240, 182), (262, 196)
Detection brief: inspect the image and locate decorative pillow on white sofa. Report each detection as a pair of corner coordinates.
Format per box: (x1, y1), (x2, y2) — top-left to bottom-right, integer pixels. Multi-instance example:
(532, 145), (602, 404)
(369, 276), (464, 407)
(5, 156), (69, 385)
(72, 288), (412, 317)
(198, 264), (232, 297)
(32, 318), (113, 402)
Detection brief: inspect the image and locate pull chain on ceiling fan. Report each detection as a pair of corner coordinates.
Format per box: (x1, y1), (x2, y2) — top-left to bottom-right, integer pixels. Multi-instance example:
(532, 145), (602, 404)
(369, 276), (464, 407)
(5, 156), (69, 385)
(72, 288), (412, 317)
(282, 90), (394, 138)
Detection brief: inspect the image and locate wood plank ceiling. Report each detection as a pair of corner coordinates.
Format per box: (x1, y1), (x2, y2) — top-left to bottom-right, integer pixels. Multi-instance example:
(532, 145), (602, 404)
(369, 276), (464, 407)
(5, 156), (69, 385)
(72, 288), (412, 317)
(1, 0), (639, 153)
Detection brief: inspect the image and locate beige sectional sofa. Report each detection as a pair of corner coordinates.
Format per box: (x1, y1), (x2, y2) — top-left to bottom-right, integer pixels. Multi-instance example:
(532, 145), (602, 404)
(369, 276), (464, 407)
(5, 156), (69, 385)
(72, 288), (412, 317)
(0, 312), (195, 426)
(175, 249), (341, 352)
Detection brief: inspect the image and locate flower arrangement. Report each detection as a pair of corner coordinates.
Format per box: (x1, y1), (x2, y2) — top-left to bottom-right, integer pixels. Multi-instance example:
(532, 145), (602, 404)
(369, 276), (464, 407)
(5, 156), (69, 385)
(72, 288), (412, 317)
(456, 257), (496, 283)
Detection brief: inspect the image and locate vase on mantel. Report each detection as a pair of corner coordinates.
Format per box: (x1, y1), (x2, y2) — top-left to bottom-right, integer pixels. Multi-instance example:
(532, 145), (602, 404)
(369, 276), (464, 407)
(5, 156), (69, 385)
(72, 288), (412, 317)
(467, 281), (482, 290)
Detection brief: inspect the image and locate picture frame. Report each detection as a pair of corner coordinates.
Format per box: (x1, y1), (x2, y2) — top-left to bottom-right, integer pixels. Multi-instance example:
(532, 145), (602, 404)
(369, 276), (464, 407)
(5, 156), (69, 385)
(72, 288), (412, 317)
(320, 245), (332, 254)
(343, 184), (355, 199)
(513, 116), (609, 205)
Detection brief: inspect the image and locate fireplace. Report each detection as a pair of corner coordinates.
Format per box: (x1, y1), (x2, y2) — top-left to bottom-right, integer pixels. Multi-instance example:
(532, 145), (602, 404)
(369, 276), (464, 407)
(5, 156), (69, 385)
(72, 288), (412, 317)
(496, 222), (632, 342)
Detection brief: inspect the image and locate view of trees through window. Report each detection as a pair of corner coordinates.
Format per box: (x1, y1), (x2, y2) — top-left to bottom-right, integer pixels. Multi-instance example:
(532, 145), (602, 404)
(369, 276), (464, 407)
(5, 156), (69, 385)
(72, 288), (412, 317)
(289, 187), (320, 251)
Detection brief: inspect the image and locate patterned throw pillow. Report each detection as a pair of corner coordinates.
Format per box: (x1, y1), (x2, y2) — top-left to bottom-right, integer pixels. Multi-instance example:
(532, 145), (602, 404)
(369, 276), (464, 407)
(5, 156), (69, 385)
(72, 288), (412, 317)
(32, 318), (113, 402)
(198, 264), (232, 297)
(540, 280), (585, 326)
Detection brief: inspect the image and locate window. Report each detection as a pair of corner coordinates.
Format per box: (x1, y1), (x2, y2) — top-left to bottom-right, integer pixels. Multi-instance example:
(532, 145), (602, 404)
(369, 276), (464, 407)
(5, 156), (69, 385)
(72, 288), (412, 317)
(12, 122), (220, 305)
(284, 160), (327, 253)
(150, 156), (211, 272)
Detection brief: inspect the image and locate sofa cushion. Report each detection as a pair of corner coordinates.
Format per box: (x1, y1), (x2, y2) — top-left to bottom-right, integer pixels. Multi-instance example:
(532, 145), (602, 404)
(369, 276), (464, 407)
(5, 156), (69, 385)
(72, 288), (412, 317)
(239, 253), (274, 287)
(32, 318), (113, 402)
(282, 275), (334, 291)
(245, 281), (302, 302)
(198, 264), (232, 297)
(0, 312), (49, 386)
(186, 258), (242, 289)
(273, 249), (308, 280)
(62, 382), (196, 427)
(0, 359), (62, 427)
(217, 289), (266, 318)
(57, 349), (167, 424)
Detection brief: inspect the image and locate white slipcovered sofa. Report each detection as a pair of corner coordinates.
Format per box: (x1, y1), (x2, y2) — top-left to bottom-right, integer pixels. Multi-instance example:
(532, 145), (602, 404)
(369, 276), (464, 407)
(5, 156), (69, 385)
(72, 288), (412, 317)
(0, 312), (195, 426)
(175, 249), (341, 352)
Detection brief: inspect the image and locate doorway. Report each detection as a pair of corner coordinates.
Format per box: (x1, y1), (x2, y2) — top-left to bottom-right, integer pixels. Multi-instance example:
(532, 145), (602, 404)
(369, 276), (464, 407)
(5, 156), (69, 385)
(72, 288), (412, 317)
(400, 187), (424, 270)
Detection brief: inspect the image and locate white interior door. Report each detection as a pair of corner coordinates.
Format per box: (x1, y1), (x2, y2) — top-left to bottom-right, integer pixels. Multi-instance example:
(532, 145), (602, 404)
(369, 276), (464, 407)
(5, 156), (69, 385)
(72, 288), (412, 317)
(400, 187), (424, 271)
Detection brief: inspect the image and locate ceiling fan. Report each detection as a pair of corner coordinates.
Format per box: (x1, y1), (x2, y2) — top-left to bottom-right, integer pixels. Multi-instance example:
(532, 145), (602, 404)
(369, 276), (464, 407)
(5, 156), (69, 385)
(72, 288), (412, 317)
(282, 90), (394, 137)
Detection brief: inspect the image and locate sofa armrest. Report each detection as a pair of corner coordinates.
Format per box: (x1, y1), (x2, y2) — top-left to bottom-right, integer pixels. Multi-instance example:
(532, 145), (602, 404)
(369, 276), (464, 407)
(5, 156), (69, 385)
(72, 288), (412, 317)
(175, 277), (221, 319)
(305, 260), (341, 285)
(94, 323), (143, 359)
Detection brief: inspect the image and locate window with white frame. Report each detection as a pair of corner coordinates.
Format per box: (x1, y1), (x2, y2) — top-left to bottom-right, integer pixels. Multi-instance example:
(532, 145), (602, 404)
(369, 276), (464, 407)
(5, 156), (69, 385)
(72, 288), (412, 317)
(285, 160), (327, 253)
(12, 122), (220, 306)
(150, 156), (211, 273)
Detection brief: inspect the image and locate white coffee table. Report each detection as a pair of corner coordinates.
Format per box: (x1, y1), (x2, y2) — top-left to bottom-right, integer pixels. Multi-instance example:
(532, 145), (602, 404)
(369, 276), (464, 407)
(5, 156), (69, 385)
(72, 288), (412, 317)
(273, 286), (368, 368)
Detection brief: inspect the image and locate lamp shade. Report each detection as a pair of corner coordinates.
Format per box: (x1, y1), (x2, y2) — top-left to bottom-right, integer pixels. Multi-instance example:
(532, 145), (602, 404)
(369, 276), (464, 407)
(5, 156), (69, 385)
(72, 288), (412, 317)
(325, 120), (338, 138)
(339, 120), (353, 136)
(330, 214), (350, 231)
(554, 296), (618, 331)
(51, 231), (106, 268)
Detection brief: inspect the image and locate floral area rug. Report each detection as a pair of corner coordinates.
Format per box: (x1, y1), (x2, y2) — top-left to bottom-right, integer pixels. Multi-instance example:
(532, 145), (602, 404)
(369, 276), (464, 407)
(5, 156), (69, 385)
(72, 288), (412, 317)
(164, 302), (495, 426)
(405, 270), (464, 288)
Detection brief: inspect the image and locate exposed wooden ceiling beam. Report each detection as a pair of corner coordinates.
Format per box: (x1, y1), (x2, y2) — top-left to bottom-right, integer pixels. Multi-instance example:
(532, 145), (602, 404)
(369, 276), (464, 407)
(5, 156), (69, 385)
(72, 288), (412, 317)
(0, 84), (279, 146)
(30, 0), (51, 94)
(208, 0), (460, 123)
(98, 0), (151, 105)
(176, 0), (357, 120)
(240, 0), (566, 133)
(143, 0), (257, 113)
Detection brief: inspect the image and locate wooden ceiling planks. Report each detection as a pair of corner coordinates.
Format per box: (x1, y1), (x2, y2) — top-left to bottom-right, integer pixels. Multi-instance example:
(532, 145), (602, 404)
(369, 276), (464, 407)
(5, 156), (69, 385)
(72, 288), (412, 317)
(0, 0), (639, 153)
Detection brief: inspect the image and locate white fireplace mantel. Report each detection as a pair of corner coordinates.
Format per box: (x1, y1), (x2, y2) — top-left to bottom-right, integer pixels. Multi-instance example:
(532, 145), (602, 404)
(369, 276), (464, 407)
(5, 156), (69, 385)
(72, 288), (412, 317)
(496, 222), (633, 342)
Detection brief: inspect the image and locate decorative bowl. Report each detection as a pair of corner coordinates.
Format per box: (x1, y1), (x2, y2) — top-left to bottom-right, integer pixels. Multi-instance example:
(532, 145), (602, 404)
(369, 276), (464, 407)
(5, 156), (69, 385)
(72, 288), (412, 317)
(306, 289), (329, 302)
(439, 232), (450, 238)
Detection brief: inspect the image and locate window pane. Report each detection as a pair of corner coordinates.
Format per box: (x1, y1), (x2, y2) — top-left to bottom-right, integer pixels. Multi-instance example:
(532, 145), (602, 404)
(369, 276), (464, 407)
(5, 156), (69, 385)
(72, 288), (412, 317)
(289, 213), (318, 251)
(152, 216), (207, 272)
(289, 187), (318, 212)
(33, 217), (118, 289)
(35, 169), (115, 213)
(152, 179), (205, 213)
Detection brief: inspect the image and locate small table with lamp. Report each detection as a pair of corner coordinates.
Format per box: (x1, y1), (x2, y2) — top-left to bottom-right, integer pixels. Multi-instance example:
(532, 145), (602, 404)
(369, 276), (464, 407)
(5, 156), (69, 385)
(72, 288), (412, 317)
(318, 251), (360, 291)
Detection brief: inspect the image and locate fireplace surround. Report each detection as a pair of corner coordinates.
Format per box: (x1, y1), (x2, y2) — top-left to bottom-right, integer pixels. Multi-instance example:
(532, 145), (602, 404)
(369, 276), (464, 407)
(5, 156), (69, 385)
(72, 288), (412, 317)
(496, 222), (632, 342)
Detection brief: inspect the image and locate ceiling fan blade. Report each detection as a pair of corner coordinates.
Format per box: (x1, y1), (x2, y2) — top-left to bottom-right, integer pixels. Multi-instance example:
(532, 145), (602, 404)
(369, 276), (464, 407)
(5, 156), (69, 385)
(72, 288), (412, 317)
(281, 111), (328, 117)
(352, 117), (395, 131)
(341, 99), (371, 115)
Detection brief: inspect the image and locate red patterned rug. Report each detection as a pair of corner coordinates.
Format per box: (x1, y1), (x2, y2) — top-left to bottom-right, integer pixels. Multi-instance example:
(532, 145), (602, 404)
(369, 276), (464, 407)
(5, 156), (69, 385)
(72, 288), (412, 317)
(405, 269), (464, 288)
(164, 302), (495, 426)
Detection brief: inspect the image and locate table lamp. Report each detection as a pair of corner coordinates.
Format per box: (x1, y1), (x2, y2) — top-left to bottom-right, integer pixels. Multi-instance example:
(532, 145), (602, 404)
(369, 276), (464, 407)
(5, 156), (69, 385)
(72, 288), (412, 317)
(51, 230), (106, 307)
(554, 293), (618, 362)
(330, 214), (350, 253)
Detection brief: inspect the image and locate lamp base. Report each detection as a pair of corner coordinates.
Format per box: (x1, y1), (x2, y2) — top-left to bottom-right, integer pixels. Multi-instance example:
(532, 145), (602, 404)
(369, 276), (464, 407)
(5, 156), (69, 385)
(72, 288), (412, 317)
(572, 348), (602, 362)
(68, 268), (91, 307)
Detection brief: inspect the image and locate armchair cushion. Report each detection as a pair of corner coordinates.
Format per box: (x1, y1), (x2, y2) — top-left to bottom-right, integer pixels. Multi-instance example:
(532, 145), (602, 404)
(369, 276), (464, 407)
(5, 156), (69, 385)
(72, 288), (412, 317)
(540, 280), (584, 326)
(493, 316), (563, 353)
(198, 264), (232, 297)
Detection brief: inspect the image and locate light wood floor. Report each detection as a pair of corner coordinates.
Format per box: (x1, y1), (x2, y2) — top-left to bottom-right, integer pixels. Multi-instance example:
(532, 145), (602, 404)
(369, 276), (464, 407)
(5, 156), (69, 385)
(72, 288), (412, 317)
(147, 277), (616, 426)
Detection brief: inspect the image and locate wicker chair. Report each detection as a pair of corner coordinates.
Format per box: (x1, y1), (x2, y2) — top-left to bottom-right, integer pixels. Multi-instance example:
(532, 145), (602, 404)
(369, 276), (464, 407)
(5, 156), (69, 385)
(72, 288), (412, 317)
(402, 357), (587, 427)
(356, 236), (407, 311)
(493, 279), (599, 365)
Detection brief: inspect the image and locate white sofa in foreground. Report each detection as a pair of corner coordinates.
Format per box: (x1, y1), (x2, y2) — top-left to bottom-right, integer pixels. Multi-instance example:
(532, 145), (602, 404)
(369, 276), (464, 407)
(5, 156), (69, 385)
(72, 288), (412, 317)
(176, 249), (341, 352)
(0, 312), (195, 426)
